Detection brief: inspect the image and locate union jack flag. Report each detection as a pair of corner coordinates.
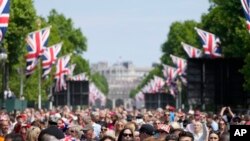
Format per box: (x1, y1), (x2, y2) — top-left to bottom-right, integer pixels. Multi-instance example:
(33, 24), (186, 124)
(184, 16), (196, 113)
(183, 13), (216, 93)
(25, 26), (51, 76)
(162, 64), (178, 84)
(195, 27), (221, 58)
(54, 55), (71, 92)
(135, 91), (145, 102)
(170, 54), (187, 75)
(153, 75), (165, 92)
(241, 0), (250, 32)
(168, 81), (178, 97)
(181, 42), (202, 58)
(0, 0), (10, 42)
(42, 42), (62, 78)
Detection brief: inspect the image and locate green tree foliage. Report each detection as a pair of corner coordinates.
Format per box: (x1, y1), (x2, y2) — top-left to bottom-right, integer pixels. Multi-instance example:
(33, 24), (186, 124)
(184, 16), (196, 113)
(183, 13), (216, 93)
(2, 0), (37, 99)
(91, 72), (109, 95)
(130, 65), (161, 98)
(135, 0), (250, 98)
(47, 9), (87, 55)
(201, 0), (250, 91)
(201, 0), (249, 57)
(3, 1), (95, 102)
(161, 20), (200, 64)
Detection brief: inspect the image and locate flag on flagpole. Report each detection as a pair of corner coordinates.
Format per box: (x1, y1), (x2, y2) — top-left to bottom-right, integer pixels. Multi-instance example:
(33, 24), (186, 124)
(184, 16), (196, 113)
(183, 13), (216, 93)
(54, 55), (71, 92)
(194, 27), (221, 58)
(162, 64), (178, 84)
(25, 26), (51, 76)
(170, 54), (187, 75)
(241, 0), (250, 32)
(181, 42), (202, 58)
(0, 0), (10, 43)
(42, 42), (62, 78)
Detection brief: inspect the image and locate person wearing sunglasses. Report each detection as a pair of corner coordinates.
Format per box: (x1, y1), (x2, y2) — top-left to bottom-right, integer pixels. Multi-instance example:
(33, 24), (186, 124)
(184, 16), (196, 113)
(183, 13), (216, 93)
(117, 128), (134, 141)
(208, 131), (220, 141)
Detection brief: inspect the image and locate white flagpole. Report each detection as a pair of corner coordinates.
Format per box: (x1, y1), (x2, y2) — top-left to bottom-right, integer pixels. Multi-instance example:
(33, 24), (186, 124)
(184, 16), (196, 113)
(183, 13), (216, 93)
(36, 18), (42, 109)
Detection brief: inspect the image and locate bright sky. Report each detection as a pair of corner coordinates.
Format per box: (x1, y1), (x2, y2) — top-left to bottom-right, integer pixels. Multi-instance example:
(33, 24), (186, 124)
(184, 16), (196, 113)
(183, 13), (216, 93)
(34, 0), (210, 67)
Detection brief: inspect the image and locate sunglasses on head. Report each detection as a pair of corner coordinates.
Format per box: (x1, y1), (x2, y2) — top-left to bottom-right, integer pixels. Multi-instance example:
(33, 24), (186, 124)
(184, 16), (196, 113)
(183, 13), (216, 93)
(123, 133), (133, 137)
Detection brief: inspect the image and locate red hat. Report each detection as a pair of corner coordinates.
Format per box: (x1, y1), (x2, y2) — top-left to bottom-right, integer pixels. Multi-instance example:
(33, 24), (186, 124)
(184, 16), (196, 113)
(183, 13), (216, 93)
(158, 124), (171, 133)
(16, 114), (26, 120)
(168, 106), (175, 112)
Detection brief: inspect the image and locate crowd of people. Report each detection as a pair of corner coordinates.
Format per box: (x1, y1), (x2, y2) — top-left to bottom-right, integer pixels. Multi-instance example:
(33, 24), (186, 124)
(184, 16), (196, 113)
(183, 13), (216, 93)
(0, 105), (249, 141)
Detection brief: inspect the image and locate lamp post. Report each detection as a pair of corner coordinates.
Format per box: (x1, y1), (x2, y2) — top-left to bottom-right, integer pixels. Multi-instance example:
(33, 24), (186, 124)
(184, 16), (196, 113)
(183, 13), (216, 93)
(0, 47), (7, 108)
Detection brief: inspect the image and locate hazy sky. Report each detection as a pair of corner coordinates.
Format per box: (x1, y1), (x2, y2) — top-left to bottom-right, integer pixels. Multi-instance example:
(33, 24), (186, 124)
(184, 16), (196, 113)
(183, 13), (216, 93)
(34, 0), (210, 67)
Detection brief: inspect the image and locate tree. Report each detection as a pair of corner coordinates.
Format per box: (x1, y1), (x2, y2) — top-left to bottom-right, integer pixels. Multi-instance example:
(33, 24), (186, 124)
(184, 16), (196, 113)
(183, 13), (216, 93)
(91, 72), (109, 95)
(201, 0), (250, 91)
(161, 20), (200, 64)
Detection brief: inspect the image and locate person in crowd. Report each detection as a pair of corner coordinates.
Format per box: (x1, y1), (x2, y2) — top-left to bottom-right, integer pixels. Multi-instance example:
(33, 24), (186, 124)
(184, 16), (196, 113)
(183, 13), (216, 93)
(100, 122), (109, 139)
(117, 128), (134, 141)
(157, 124), (171, 140)
(83, 113), (101, 138)
(165, 134), (178, 141)
(114, 119), (126, 138)
(170, 128), (184, 138)
(186, 121), (208, 141)
(4, 133), (24, 141)
(67, 125), (82, 141)
(81, 124), (98, 141)
(38, 125), (65, 141)
(206, 113), (218, 131)
(26, 126), (41, 141)
(220, 107), (234, 123)
(0, 117), (11, 141)
(218, 119), (228, 137)
(208, 131), (220, 141)
(139, 124), (155, 141)
(219, 132), (229, 141)
(124, 121), (136, 133)
(133, 130), (140, 141)
(178, 131), (194, 141)
(100, 135), (116, 141)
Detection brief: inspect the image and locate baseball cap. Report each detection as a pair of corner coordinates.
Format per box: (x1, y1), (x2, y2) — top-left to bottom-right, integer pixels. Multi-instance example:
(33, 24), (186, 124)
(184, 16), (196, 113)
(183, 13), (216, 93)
(139, 124), (155, 135)
(38, 125), (65, 141)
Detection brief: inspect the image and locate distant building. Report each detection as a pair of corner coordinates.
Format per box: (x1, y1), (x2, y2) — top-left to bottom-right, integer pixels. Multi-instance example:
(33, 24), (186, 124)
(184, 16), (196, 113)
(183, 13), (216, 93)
(91, 61), (152, 108)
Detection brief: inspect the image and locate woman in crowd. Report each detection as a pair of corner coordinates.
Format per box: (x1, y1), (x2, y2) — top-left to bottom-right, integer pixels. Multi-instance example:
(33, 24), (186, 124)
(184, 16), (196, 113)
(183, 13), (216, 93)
(117, 128), (134, 141)
(218, 119), (228, 137)
(208, 131), (220, 141)
(26, 126), (41, 141)
(114, 119), (126, 138)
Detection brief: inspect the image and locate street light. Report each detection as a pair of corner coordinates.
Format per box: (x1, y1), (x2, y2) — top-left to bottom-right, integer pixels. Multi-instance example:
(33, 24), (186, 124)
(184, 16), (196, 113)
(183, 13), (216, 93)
(0, 47), (7, 108)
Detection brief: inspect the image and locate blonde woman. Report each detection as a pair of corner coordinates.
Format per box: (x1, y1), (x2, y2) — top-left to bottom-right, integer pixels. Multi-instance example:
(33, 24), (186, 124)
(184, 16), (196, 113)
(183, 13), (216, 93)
(26, 126), (41, 141)
(67, 125), (83, 140)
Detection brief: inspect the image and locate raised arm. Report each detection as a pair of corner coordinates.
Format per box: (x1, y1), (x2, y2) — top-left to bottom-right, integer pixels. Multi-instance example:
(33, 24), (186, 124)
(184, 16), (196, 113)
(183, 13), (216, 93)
(227, 107), (235, 117)
(220, 107), (227, 117)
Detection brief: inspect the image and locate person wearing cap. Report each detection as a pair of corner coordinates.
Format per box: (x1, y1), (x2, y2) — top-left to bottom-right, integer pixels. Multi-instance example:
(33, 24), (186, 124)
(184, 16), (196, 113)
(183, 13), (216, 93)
(38, 125), (65, 141)
(81, 124), (98, 141)
(157, 124), (171, 140)
(139, 124), (155, 141)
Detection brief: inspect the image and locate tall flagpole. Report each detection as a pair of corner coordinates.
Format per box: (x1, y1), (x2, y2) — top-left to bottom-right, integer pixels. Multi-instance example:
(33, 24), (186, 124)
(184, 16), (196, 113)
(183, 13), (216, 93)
(36, 18), (42, 109)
